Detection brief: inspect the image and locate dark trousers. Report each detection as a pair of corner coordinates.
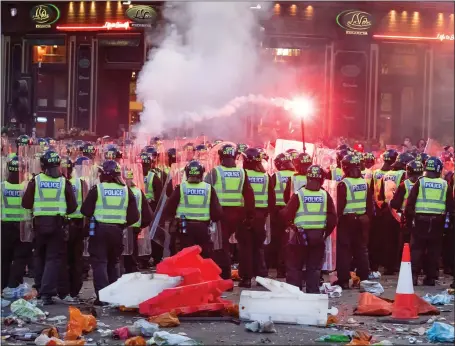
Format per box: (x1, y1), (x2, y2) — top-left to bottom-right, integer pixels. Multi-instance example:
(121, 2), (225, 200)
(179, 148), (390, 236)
(212, 207), (245, 280)
(123, 229), (140, 274)
(237, 209), (268, 280)
(34, 217), (66, 298)
(286, 242), (325, 293)
(336, 214), (370, 284)
(149, 200), (164, 266)
(88, 224), (123, 298)
(382, 208), (401, 273)
(179, 221), (213, 259)
(58, 219), (84, 298)
(1, 222), (33, 289)
(266, 206), (287, 276)
(411, 216), (444, 280)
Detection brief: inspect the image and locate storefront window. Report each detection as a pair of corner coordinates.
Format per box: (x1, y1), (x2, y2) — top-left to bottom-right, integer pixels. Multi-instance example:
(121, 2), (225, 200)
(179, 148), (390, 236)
(36, 73), (68, 109)
(381, 53), (418, 76)
(33, 45), (67, 64)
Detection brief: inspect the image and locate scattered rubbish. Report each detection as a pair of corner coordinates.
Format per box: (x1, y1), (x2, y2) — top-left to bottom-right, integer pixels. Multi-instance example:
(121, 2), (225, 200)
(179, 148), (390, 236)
(148, 312), (180, 328)
(1, 299), (11, 308)
(427, 316), (437, 324)
(347, 330), (372, 345)
(422, 291), (454, 306)
(245, 320), (277, 333)
(41, 327), (59, 338)
(125, 336), (147, 345)
(231, 269), (240, 281)
(46, 315), (67, 323)
(372, 341), (393, 345)
(153, 331), (200, 345)
(326, 315), (338, 326)
(320, 283), (343, 298)
(10, 299), (46, 321)
(98, 329), (113, 337)
(133, 319), (159, 337)
(114, 326), (131, 340)
(411, 327), (426, 336)
(354, 293), (392, 316)
(2, 283), (33, 300)
(65, 306), (97, 341)
(426, 322), (454, 343)
(10, 333), (39, 342)
(360, 281), (384, 296)
(315, 334), (350, 342)
(255, 276), (303, 296)
(97, 322), (110, 328)
(34, 334), (62, 345)
(347, 318), (358, 324)
(350, 272), (361, 288)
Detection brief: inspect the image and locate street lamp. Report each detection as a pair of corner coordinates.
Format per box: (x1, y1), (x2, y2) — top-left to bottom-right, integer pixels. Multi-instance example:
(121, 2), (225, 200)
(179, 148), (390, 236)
(286, 96), (314, 153)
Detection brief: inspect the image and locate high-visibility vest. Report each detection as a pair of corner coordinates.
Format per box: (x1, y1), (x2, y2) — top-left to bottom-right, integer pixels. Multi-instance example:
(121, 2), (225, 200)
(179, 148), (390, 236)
(415, 177), (447, 215)
(245, 169), (268, 209)
(176, 181), (211, 221)
(342, 177), (368, 215)
(373, 169), (387, 202)
(33, 174), (66, 216)
(294, 188), (327, 229)
(93, 183), (128, 224)
(130, 186), (143, 227)
(402, 179), (415, 210)
(361, 168), (373, 187)
(331, 167), (343, 182)
(68, 177), (83, 219)
(1, 181), (26, 221)
(144, 171), (156, 200)
(291, 175), (307, 194)
(383, 170), (405, 202)
(213, 166), (245, 207)
(274, 170), (295, 206)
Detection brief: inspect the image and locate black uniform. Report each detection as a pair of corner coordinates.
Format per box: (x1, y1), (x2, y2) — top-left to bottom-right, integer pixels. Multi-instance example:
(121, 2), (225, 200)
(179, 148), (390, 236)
(146, 172), (164, 267)
(443, 171), (454, 276)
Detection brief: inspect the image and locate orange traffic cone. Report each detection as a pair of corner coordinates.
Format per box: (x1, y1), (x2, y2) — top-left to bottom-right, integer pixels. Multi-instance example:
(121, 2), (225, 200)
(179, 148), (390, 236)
(391, 243), (418, 319)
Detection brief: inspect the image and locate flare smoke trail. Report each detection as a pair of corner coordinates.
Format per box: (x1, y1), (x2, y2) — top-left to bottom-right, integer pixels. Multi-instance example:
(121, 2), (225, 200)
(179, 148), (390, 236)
(135, 2), (292, 142)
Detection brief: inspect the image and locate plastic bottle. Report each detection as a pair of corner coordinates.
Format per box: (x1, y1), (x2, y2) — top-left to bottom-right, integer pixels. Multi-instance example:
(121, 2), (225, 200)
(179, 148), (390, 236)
(181, 215), (187, 234)
(89, 216), (96, 236)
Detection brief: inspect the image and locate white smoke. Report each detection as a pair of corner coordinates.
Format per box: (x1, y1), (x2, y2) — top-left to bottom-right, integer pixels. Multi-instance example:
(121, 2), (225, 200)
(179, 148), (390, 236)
(135, 2), (290, 142)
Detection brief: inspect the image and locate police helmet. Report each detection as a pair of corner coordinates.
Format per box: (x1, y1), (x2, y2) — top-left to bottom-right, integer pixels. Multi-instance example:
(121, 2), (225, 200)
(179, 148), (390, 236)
(60, 156), (73, 169)
(100, 160), (121, 177)
(294, 153), (312, 174)
(185, 160), (205, 183)
(213, 139), (223, 146)
(183, 142), (195, 152)
(37, 137), (48, 147)
(363, 152), (375, 168)
(391, 152), (414, 169)
(167, 148), (177, 164)
(144, 145), (158, 159)
(336, 149), (350, 165)
(81, 143), (96, 158)
(424, 156), (443, 177)
(40, 150), (61, 169)
(382, 149), (398, 163)
(286, 149), (299, 160)
(138, 152), (152, 166)
(243, 148), (262, 163)
(123, 167), (134, 180)
(306, 165), (324, 185)
(45, 137), (56, 146)
(105, 147), (123, 160)
(16, 134), (31, 147)
(75, 156), (90, 167)
(195, 144), (208, 153)
(151, 136), (162, 145)
(257, 147), (269, 161)
(341, 154), (361, 177)
(416, 152), (430, 165)
(237, 143), (249, 154)
(7, 155), (21, 172)
(274, 153), (294, 171)
(336, 144), (349, 151)
(218, 144), (237, 160)
(406, 160), (424, 177)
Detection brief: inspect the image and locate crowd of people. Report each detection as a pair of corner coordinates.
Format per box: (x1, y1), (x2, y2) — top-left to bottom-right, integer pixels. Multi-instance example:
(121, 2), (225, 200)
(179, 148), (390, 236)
(1, 134), (454, 306)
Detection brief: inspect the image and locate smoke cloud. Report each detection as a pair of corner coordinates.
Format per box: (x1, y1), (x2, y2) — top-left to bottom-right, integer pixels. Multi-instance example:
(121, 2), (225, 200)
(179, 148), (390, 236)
(135, 2), (289, 142)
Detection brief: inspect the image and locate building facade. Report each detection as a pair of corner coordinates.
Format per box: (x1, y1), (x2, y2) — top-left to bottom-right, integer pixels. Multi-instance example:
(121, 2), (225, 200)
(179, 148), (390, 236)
(1, 1), (454, 144)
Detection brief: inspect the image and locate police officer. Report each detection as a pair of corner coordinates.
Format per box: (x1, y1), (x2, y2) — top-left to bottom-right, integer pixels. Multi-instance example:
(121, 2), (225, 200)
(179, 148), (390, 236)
(22, 150), (77, 305)
(268, 153), (295, 278)
(80, 160), (139, 305)
(280, 165), (337, 292)
(81, 142), (96, 160)
(441, 152), (454, 276)
(122, 168), (153, 274)
(331, 149), (349, 182)
(205, 144), (255, 280)
(335, 154), (373, 289)
(284, 152), (312, 203)
(1, 156), (33, 290)
(240, 148), (275, 287)
(164, 160), (223, 258)
(405, 157), (454, 286)
(362, 152), (375, 187)
(57, 157), (89, 303)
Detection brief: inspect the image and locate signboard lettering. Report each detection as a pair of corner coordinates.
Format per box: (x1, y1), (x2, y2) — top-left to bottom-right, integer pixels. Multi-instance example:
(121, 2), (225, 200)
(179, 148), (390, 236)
(438, 33), (455, 42)
(126, 5), (157, 28)
(30, 4), (60, 28)
(336, 10), (372, 36)
(76, 45), (92, 130)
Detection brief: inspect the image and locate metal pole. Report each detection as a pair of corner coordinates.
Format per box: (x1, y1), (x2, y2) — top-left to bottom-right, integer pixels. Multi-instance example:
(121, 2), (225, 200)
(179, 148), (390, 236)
(301, 117), (306, 153)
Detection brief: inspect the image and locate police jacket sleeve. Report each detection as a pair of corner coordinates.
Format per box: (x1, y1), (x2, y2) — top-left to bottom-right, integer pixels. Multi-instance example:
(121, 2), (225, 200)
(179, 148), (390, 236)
(22, 179), (36, 209)
(152, 175), (163, 201)
(325, 192), (337, 238)
(140, 191), (154, 228)
(404, 179), (420, 218)
(279, 193), (300, 225)
(390, 183), (406, 211)
(284, 180), (291, 204)
(80, 186), (98, 218)
(336, 182), (347, 215)
(125, 187), (140, 227)
(378, 179), (385, 202)
(210, 186), (223, 222)
(65, 179), (78, 215)
(242, 170), (255, 217)
(81, 180), (89, 201)
(163, 186), (181, 219)
(267, 177), (276, 213)
(366, 184), (374, 218)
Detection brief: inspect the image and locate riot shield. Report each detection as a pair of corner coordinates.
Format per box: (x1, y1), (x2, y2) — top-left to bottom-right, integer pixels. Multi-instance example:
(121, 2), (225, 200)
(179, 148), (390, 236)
(229, 233), (237, 244)
(322, 179), (337, 271)
(122, 227), (134, 255)
(83, 238), (90, 257)
(149, 173), (172, 250)
(264, 215), (271, 245)
(209, 221), (223, 251)
(137, 226), (152, 256)
(20, 210), (34, 242)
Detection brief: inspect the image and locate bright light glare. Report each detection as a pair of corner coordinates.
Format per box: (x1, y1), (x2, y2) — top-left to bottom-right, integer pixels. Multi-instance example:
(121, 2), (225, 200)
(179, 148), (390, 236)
(285, 97), (314, 118)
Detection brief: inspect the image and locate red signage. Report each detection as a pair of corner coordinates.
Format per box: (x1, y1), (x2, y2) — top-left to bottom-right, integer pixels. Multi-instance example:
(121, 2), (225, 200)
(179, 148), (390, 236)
(57, 21), (131, 31)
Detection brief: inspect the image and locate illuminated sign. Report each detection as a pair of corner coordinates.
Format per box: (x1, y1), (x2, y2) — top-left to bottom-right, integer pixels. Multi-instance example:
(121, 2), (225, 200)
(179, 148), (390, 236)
(125, 5), (157, 28)
(30, 4), (60, 28)
(336, 10), (372, 35)
(57, 21), (131, 31)
(373, 34), (455, 43)
(438, 33), (454, 41)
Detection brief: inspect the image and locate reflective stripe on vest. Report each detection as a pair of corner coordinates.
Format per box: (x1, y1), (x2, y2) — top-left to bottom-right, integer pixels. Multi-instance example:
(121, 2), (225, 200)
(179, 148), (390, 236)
(68, 177), (83, 218)
(361, 169), (373, 187)
(342, 177), (367, 215)
(33, 174), (66, 216)
(294, 188), (327, 229)
(246, 169), (268, 208)
(373, 169), (387, 202)
(144, 171), (156, 200)
(274, 170), (294, 206)
(331, 167), (343, 182)
(1, 181), (26, 221)
(402, 179), (415, 210)
(291, 175), (307, 194)
(214, 166), (245, 207)
(130, 186), (143, 227)
(93, 183), (128, 224)
(176, 181), (211, 221)
(415, 177), (447, 214)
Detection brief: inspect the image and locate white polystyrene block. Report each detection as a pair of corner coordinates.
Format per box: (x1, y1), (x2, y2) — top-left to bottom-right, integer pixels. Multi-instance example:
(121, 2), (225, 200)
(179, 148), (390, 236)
(99, 272), (182, 308)
(255, 276), (304, 296)
(239, 290), (338, 326)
